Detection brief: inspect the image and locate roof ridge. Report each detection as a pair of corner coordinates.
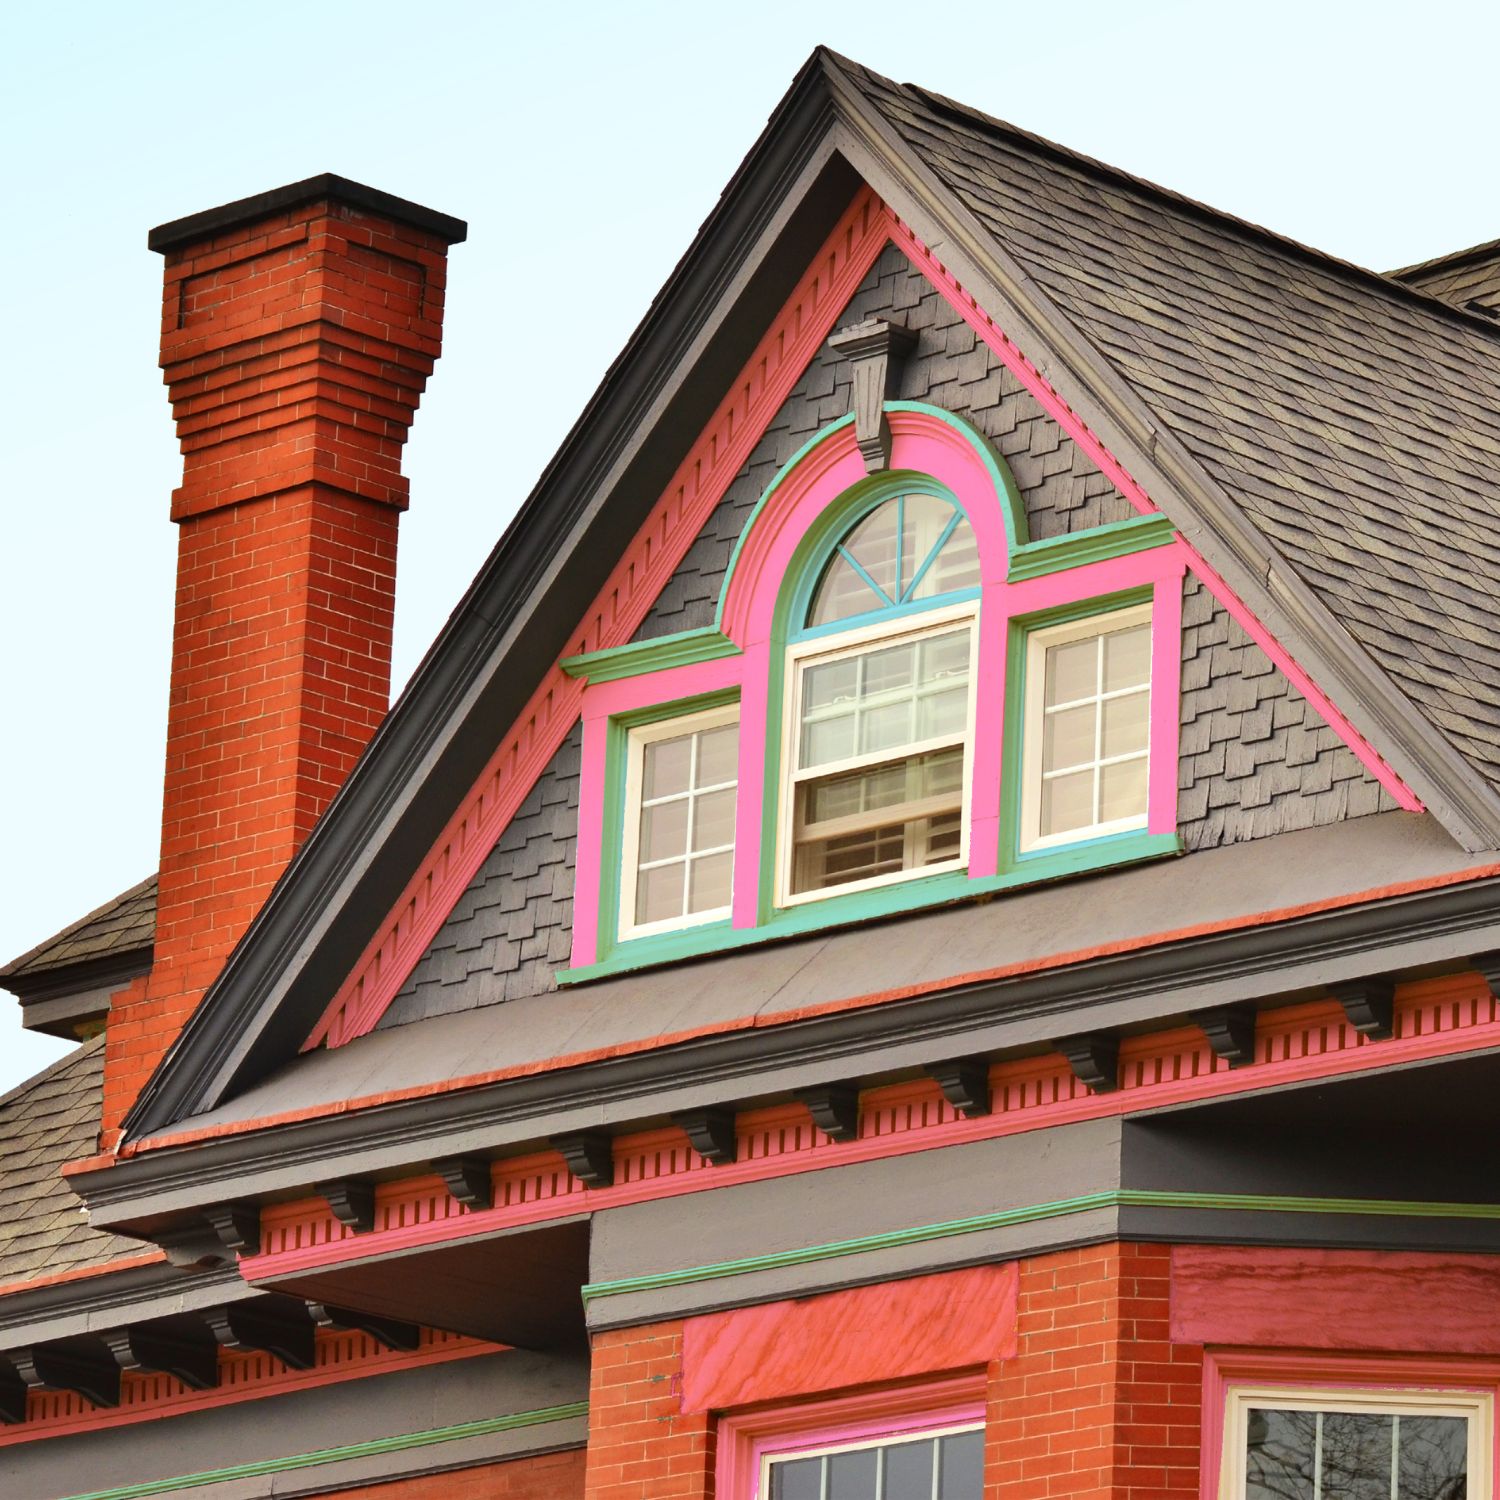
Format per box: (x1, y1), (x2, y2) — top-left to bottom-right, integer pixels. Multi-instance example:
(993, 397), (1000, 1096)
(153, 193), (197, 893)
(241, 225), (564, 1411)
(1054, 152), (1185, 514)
(827, 52), (1500, 347)
(0, 873), (157, 980)
(1389, 234), (1500, 282)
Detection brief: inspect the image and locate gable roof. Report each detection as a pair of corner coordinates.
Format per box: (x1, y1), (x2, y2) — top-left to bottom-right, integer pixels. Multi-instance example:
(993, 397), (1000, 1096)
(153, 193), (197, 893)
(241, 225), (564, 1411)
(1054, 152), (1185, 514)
(118, 47), (1500, 1142)
(0, 875), (156, 983)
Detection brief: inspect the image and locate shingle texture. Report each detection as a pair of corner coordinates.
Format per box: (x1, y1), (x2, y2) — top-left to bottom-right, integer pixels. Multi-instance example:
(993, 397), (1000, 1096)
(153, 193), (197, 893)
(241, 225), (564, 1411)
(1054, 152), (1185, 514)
(838, 59), (1500, 796)
(1178, 576), (1398, 849)
(1395, 244), (1500, 320)
(0, 1039), (141, 1286)
(378, 722), (582, 1028)
(0, 876), (156, 982)
(637, 244), (1133, 640)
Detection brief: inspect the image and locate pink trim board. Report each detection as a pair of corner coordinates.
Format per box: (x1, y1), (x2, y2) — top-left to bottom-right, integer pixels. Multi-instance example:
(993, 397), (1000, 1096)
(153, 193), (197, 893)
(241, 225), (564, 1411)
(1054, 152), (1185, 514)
(269, 188), (1416, 1050)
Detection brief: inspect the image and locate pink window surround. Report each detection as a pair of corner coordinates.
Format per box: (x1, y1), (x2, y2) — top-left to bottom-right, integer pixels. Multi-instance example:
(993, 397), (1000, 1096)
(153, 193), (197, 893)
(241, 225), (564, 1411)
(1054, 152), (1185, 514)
(1199, 1347), (1500, 1500)
(714, 1373), (987, 1500)
(570, 404), (1191, 968)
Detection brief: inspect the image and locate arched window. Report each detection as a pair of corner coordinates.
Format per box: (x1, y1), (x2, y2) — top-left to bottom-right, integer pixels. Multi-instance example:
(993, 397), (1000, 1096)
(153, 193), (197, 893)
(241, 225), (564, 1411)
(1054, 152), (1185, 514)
(780, 488), (981, 903)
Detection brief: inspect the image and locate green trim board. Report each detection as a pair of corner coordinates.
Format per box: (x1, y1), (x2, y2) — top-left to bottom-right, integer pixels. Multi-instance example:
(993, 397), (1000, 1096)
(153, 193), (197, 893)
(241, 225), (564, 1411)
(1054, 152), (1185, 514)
(581, 1191), (1500, 1303)
(1006, 513), (1175, 583)
(61, 1401), (590, 1500)
(561, 627), (740, 684)
(558, 828), (1179, 984)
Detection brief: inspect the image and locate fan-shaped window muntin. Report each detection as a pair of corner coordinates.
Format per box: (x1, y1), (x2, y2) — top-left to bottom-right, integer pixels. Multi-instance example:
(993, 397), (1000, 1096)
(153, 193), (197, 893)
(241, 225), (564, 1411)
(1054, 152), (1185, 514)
(781, 485), (981, 907)
(803, 491), (979, 634)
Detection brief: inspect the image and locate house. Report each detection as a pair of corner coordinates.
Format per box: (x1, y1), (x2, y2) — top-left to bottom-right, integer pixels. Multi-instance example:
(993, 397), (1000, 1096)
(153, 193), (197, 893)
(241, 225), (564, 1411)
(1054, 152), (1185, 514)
(5, 43), (1500, 1500)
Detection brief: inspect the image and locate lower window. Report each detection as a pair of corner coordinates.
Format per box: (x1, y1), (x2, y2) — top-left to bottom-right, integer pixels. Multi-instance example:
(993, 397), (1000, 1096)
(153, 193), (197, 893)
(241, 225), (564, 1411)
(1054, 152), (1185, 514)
(764, 1422), (983, 1499)
(1223, 1385), (1487, 1500)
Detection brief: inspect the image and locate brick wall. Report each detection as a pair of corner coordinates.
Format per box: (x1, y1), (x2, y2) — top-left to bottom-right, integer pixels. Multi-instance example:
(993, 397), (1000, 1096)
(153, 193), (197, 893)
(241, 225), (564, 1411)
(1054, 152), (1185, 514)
(585, 1324), (715, 1500)
(581, 1246), (1202, 1500)
(330, 1446), (586, 1498)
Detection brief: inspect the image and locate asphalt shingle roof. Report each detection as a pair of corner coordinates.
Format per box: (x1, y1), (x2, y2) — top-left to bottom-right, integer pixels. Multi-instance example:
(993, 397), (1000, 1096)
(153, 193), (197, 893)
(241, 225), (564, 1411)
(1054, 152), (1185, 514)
(0, 875), (156, 982)
(839, 59), (1500, 795)
(0, 1039), (143, 1288)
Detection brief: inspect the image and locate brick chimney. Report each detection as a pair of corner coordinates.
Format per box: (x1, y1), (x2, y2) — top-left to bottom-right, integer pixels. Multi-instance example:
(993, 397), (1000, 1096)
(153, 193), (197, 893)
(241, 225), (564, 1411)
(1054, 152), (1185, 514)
(101, 177), (465, 1149)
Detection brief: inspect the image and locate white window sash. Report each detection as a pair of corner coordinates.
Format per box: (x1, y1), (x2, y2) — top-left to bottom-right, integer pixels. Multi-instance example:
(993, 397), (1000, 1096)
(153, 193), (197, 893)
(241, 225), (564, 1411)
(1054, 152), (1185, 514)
(757, 1419), (984, 1500)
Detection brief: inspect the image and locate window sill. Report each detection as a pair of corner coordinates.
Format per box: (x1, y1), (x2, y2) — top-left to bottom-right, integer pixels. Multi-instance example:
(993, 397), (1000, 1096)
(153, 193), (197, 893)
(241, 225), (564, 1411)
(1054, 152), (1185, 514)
(557, 828), (1183, 985)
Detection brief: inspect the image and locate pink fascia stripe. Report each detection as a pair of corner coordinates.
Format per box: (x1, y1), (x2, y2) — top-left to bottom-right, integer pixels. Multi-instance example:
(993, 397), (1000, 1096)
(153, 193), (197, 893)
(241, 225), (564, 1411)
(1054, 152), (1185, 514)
(881, 207), (1421, 813)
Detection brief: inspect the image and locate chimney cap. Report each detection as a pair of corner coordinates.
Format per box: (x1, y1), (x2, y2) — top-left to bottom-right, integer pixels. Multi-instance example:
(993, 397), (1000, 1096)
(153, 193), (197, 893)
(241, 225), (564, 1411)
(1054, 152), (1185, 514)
(147, 172), (467, 254)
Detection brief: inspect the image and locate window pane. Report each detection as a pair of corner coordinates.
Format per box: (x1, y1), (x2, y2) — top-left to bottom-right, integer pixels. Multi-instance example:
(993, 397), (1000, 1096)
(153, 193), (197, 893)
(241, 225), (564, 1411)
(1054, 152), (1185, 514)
(696, 725), (739, 787)
(938, 1429), (985, 1499)
(770, 1456), (823, 1500)
(1045, 636), (1098, 706)
(1044, 703), (1096, 773)
(864, 641), (915, 694)
(920, 686), (969, 740)
(692, 788), (736, 852)
(805, 657), (860, 711)
(809, 551), (883, 626)
(1102, 692), (1149, 759)
(687, 852), (733, 914)
(803, 714), (857, 768)
(908, 501), (980, 600)
(1247, 1409), (1317, 1500)
(1398, 1415), (1468, 1500)
(1099, 757), (1148, 824)
(883, 1438), (935, 1500)
(920, 629), (970, 683)
(842, 501), (901, 603)
(642, 735), (692, 800)
(639, 799), (689, 864)
(1104, 623), (1151, 690)
(635, 862), (684, 925)
(861, 699), (916, 754)
(828, 1446), (879, 1498)
(1041, 768), (1094, 837)
(1321, 1411), (1392, 1500)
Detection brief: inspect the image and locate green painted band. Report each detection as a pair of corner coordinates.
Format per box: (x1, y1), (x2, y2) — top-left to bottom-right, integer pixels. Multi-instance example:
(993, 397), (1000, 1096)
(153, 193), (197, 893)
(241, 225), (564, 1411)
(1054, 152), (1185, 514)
(61, 1400), (590, 1500)
(581, 1189), (1500, 1303)
(1006, 514), (1176, 582)
(561, 627), (739, 684)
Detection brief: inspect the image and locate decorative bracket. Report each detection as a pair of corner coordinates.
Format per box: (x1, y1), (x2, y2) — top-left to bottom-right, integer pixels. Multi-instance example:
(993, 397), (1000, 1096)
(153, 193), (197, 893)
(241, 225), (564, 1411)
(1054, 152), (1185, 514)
(827, 318), (918, 472)
(1193, 1006), (1258, 1068)
(203, 1201), (260, 1255)
(1053, 1033), (1121, 1093)
(318, 1179), (377, 1234)
(674, 1107), (737, 1166)
(433, 1155), (494, 1210)
(0, 1361), (24, 1424)
(926, 1058), (992, 1117)
(1472, 951), (1500, 999)
(203, 1299), (315, 1371)
(104, 1325), (218, 1391)
(552, 1130), (615, 1189)
(309, 1303), (420, 1354)
(798, 1084), (861, 1143)
(1329, 976), (1396, 1040)
(13, 1345), (120, 1409)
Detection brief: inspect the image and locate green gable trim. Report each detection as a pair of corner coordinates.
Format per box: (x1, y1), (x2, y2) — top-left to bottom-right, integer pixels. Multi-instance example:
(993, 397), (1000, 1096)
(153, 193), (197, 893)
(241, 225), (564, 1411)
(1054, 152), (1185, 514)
(581, 1191), (1500, 1303)
(1007, 513), (1175, 583)
(561, 627), (740, 685)
(557, 828), (1179, 985)
(61, 1401), (590, 1500)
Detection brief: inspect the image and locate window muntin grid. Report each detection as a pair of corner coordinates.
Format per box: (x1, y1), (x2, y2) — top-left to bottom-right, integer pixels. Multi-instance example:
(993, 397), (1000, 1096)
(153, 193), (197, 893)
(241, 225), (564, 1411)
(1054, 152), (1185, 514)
(620, 707), (739, 940)
(762, 1422), (983, 1500)
(1021, 605), (1152, 852)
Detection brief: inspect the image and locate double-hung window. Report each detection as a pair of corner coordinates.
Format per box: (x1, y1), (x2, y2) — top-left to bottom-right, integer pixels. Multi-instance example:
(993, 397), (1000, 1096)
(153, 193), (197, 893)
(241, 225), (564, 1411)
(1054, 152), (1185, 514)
(763, 1421), (983, 1499)
(779, 491), (980, 905)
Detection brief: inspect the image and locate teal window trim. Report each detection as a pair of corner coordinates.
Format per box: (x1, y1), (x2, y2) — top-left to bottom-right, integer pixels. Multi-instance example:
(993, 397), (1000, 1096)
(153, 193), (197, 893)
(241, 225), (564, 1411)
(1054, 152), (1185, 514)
(561, 626), (739, 685)
(592, 687), (742, 970)
(1006, 513), (1174, 583)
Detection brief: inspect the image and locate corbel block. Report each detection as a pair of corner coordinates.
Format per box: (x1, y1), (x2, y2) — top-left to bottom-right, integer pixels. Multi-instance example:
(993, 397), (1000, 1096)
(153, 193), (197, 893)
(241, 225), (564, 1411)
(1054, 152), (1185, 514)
(104, 1325), (218, 1391)
(309, 1303), (420, 1353)
(433, 1155), (494, 1210)
(202, 1201), (260, 1255)
(674, 1107), (737, 1166)
(318, 1178), (377, 1234)
(13, 1345), (120, 1409)
(203, 1298), (315, 1370)
(926, 1057), (992, 1117)
(1193, 1006), (1258, 1068)
(798, 1084), (861, 1143)
(1329, 976), (1396, 1040)
(0, 1362), (24, 1424)
(827, 318), (918, 471)
(1052, 1032), (1121, 1093)
(551, 1130), (615, 1189)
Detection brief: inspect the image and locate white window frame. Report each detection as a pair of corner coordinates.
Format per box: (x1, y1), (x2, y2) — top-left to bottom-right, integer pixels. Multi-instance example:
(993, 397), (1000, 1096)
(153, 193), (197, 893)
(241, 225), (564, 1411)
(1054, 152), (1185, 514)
(618, 702), (739, 943)
(758, 1418), (985, 1499)
(1219, 1383), (1491, 1500)
(1019, 601), (1153, 854)
(777, 601), (979, 909)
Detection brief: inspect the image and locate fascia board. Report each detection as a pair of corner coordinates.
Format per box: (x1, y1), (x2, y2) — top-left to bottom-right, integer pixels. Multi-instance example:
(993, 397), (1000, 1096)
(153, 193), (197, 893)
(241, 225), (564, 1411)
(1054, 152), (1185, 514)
(820, 71), (1500, 855)
(76, 871), (1500, 1232)
(123, 72), (855, 1140)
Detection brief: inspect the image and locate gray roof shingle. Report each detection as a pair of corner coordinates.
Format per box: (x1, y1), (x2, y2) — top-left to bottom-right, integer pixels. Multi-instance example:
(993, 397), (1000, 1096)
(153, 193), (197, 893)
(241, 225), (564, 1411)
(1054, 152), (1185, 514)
(0, 876), (156, 983)
(838, 59), (1500, 799)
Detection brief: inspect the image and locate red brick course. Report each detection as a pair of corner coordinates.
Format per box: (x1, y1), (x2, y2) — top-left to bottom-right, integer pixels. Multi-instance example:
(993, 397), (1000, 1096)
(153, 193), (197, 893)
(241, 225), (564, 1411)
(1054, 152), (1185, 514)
(100, 189), (459, 1145)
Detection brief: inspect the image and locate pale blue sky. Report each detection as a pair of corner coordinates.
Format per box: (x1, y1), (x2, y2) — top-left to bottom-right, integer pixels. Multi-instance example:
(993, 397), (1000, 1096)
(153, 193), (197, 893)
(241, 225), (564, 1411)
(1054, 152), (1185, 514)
(2, 0), (1496, 1093)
